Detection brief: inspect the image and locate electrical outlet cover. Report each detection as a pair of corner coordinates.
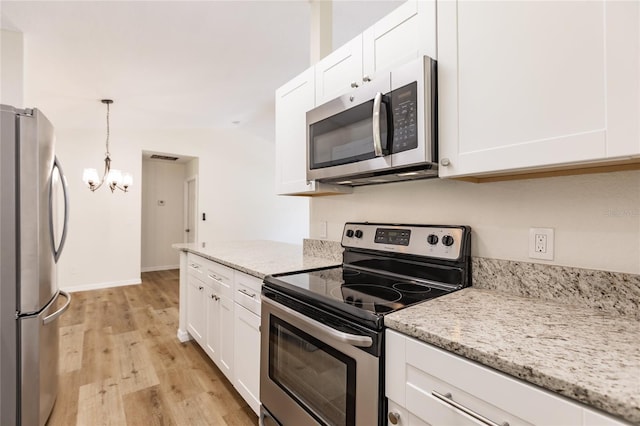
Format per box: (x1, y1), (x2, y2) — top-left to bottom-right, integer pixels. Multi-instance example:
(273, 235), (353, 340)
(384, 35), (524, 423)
(529, 228), (554, 260)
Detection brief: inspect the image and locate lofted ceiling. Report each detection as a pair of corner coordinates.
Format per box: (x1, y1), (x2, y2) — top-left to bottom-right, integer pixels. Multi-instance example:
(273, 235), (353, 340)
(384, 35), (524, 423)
(1, 0), (401, 139)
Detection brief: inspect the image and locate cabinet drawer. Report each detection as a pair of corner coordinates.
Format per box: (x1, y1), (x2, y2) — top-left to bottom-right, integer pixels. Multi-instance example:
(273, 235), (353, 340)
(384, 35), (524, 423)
(234, 273), (261, 316)
(404, 337), (582, 426)
(186, 253), (205, 278)
(204, 261), (234, 298)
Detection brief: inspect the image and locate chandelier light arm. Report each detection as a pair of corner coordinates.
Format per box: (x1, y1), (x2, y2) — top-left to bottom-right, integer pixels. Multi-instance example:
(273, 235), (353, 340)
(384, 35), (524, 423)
(82, 99), (132, 193)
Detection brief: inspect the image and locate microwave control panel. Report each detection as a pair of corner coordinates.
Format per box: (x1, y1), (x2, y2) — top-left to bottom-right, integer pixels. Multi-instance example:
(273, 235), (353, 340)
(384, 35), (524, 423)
(390, 82), (418, 153)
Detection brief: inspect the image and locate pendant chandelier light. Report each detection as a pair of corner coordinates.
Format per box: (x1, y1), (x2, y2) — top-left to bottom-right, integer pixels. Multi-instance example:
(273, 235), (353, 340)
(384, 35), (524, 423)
(82, 99), (133, 192)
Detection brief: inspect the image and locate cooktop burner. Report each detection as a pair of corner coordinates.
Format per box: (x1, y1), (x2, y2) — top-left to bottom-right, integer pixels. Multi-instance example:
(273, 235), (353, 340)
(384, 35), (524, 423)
(270, 266), (451, 317)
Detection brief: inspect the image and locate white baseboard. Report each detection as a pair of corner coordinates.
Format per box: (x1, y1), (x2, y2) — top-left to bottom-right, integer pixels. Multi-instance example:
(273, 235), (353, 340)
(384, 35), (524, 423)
(177, 329), (192, 342)
(141, 264), (180, 273)
(62, 278), (142, 293)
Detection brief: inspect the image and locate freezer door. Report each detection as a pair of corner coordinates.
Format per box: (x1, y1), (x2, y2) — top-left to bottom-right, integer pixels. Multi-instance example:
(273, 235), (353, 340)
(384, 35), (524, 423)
(18, 109), (57, 314)
(20, 290), (71, 426)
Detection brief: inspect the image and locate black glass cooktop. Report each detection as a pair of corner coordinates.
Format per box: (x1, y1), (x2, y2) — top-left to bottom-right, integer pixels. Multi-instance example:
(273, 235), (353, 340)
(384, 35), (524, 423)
(265, 266), (453, 328)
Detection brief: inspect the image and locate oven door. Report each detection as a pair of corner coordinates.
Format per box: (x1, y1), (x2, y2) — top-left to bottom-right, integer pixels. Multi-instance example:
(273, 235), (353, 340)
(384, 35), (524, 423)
(260, 294), (380, 426)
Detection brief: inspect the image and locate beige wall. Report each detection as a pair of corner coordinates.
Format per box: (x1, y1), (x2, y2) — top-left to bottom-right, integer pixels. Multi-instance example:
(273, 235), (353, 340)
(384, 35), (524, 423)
(0, 29), (23, 106)
(310, 170), (640, 274)
(141, 159), (186, 272)
(55, 127), (309, 291)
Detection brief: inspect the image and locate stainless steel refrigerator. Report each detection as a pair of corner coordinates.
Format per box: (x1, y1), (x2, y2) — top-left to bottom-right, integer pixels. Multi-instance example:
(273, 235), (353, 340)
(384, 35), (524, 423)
(1, 104), (71, 426)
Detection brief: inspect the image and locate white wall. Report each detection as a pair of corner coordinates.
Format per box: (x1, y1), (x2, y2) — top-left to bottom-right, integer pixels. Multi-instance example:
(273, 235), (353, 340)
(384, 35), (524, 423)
(141, 159), (185, 272)
(310, 170), (640, 274)
(55, 127), (309, 291)
(0, 29), (23, 106)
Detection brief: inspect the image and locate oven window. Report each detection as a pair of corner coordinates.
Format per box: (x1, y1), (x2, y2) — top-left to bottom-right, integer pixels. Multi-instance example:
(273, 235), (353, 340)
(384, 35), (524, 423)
(269, 317), (356, 426)
(309, 99), (388, 170)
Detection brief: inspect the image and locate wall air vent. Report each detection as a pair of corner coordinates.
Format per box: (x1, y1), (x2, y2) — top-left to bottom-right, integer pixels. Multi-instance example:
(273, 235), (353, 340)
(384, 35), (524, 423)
(150, 154), (179, 161)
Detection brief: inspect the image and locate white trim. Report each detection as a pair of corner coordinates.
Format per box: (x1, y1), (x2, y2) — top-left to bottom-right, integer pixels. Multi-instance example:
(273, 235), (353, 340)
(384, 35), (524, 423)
(62, 278), (142, 293)
(140, 264), (180, 273)
(177, 329), (192, 342)
(183, 175), (198, 244)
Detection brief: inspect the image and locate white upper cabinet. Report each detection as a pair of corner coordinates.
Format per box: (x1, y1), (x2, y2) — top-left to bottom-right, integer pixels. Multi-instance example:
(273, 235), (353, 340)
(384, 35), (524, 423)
(275, 68), (316, 195)
(315, 0), (436, 105)
(315, 36), (364, 105)
(437, 0), (640, 178)
(362, 0), (436, 78)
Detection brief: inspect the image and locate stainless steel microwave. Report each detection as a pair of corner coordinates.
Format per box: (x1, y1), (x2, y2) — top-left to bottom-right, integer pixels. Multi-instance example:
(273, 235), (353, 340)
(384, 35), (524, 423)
(306, 56), (437, 186)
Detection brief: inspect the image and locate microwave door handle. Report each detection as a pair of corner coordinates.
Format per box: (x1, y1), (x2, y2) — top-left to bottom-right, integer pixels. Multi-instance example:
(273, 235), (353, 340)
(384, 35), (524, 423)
(372, 92), (384, 157)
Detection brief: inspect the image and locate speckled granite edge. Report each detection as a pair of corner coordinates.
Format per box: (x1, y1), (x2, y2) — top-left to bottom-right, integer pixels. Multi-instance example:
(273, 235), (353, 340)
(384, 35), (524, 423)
(302, 239), (343, 262)
(385, 289), (640, 424)
(472, 257), (640, 319)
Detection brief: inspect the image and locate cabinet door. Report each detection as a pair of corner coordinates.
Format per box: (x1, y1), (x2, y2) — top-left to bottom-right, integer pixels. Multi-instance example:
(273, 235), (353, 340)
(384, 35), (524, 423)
(233, 304), (261, 415)
(315, 35), (363, 105)
(205, 289), (221, 363)
(218, 295), (234, 382)
(437, 0), (639, 178)
(275, 67), (316, 195)
(186, 274), (206, 345)
(362, 0), (436, 79)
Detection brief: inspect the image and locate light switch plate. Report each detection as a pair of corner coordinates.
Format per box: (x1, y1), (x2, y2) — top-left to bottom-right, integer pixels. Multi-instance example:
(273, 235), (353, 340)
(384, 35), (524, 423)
(529, 228), (554, 260)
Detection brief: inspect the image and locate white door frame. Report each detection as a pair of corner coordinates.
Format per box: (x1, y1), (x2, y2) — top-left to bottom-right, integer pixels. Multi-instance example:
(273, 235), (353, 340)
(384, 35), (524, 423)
(183, 175), (198, 244)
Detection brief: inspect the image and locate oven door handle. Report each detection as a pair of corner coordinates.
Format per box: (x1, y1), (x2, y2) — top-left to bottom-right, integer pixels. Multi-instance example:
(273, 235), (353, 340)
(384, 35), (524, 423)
(262, 296), (373, 348)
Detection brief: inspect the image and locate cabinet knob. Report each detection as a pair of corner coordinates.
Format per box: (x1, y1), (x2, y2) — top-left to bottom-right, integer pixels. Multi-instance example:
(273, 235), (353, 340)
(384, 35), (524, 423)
(350, 81), (359, 88)
(440, 158), (451, 167)
(198, 286), (204, 291)
(388, 411), (401, 425)
(362, 75), (371, 82)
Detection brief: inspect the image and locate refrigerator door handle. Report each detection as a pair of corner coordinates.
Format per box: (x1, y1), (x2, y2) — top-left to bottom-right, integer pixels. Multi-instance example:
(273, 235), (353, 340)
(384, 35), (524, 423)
(42, 291), (71, 325)
(49, 156), (69, 263)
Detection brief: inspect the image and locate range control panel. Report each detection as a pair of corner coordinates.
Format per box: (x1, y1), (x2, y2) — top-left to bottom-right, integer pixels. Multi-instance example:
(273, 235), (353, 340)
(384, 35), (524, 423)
(342, 222), (468, 261)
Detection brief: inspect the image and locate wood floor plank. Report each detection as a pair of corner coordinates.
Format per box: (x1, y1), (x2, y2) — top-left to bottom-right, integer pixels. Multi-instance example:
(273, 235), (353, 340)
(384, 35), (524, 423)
(48, 270), (257, 426)
(170, 392), (227, 426)
(122, 385), (176, 426)
(76, 378), (126, 426)
(80, 326), (120, 386)
(112, 330), (160, 395)
(47, 370), (82, 425)
(59, 324), (85, 373)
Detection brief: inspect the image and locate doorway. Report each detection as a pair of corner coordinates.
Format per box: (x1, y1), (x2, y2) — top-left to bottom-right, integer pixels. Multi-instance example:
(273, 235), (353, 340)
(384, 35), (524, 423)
(141, 151), (198, 273)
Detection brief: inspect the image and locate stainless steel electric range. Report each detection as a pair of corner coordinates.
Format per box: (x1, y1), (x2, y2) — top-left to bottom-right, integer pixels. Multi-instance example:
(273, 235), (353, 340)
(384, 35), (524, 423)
(260, 222), (471, 426)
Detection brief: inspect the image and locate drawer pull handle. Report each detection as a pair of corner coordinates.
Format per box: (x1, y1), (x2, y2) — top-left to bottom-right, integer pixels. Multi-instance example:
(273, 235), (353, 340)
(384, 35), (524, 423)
(238, 289), (256, 299)
(210, 294), (219, 301)
(190, 264), (199, 269)
(208, 274), (219, 280)
(431, 391), (509, 426)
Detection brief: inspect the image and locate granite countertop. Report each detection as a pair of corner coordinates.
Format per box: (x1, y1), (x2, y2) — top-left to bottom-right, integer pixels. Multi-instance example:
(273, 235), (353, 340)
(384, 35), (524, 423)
(386, 288), (640, 424)
(172, 240), (341, 279)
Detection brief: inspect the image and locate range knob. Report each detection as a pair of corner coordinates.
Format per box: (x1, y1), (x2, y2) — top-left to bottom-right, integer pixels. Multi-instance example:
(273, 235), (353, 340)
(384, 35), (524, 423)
(442, 235), (455, 246)
(346, 229), (354, 238)
(354, 230), (364, 239)
(427, 234), (439, 245)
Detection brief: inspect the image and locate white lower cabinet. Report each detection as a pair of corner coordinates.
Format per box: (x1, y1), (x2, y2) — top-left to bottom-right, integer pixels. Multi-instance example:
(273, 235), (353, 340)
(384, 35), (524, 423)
(233, 271), (262, 416)
(186, 273), (206, 345)
(183, 253), (261, 416)
(233, 303), (261, 415)
(385, 330), (630, 426)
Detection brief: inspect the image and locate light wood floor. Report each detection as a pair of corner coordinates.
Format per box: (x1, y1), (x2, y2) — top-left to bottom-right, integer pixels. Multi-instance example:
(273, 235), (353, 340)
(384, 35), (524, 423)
(47, 269), (258, 426)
